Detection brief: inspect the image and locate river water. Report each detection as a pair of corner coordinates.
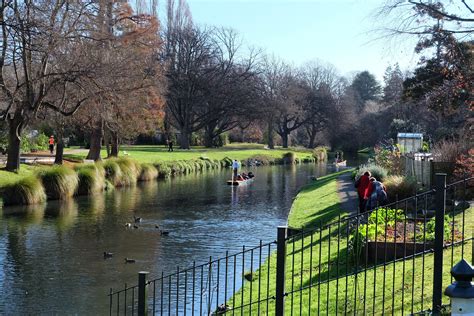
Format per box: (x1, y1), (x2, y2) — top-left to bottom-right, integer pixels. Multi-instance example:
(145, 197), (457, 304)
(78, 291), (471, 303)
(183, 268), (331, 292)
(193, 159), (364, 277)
(0, 163), (334, 314)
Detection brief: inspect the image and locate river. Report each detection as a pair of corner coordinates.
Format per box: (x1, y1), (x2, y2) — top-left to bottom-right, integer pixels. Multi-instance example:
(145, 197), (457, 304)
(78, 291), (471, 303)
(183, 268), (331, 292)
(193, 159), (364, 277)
(0, 163), (334, 314)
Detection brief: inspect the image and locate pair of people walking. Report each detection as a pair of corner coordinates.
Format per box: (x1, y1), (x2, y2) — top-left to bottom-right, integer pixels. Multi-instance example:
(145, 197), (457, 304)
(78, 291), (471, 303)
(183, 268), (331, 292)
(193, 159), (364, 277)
(355, 171), (387, 213)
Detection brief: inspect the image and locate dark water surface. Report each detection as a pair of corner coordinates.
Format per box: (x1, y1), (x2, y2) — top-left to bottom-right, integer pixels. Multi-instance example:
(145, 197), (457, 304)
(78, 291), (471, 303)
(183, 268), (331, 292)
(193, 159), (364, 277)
(0, 164), (334, 315)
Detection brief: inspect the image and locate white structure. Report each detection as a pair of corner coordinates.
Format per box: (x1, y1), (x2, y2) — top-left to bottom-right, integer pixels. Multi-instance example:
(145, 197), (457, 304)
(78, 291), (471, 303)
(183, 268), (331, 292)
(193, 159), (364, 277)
(397, 133), (423, 153)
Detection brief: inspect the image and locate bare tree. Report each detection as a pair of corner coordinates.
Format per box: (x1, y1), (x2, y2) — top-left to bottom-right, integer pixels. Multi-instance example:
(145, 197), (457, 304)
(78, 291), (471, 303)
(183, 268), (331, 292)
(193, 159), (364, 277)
(0, 0), (107, 171)
(378, 1), (474, 37)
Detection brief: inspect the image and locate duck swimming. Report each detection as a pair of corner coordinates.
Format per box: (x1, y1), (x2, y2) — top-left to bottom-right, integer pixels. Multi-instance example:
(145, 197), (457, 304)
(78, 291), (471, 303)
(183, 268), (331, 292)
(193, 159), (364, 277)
(103, 252), (113, 259)
(124, 258), (136, 263)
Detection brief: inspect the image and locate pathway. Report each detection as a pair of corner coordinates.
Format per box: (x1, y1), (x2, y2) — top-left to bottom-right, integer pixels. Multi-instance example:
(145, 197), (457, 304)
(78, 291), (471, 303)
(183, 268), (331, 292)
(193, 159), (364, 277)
(337, 171), (358, 215)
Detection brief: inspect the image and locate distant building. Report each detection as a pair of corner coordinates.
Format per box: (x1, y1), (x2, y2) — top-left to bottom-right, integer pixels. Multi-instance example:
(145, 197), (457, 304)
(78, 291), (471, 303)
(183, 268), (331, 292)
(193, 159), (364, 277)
(397, 133), (423, 153)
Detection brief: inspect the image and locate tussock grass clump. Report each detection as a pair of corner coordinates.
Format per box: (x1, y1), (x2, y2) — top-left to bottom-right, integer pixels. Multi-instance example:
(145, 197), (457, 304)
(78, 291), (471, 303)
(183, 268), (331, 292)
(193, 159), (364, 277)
(2, 176), (47, 205)
(102, 160), (122, 186)
(249, 154), (275, 165)
(221, 157), (233, 167)
(282, 152), (296, 164)
(37, 165), (79, 200)
(193, 159), (205, 172)
(383, 175), (417, 201)
(154, 162), (172, 178)
(200, 158), (213, 170)
(138, 163), (158, 181)
(301, 156), (316, 163)
(211, 159), (221, 169)
(75, 165), (105, 195)
(115, 158), (140, 186)
(312, 146), (328, 162)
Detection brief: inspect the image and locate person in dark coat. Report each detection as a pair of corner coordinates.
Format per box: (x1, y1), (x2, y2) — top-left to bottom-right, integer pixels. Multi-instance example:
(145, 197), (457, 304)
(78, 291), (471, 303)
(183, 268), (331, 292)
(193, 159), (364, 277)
(355, 171), (371, 213)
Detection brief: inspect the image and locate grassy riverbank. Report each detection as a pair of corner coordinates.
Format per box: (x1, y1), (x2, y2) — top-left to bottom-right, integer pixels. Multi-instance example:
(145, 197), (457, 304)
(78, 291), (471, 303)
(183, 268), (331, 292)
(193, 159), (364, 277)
(0, 144), (319, 203)
(0, 165), (36, 190)
(63, 143), (314, 163)
(231, 170), (473, 315)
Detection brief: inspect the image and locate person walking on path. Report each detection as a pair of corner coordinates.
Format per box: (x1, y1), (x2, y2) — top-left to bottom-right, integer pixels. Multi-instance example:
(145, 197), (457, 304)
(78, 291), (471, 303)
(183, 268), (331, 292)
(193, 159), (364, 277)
(367, 177), (387, 210)
(355, 171), (371, 213)
(232, 159), (240, 178)
(48, 136), (55, 155)
(167, 139), (173, 152)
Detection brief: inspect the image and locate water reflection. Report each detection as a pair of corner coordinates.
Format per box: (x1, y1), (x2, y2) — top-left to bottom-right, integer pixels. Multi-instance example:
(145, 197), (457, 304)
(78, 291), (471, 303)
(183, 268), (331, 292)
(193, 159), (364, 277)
(2, 203), (46, 226)
(45, 200), (79, 231)
(0, 164), (329, 314)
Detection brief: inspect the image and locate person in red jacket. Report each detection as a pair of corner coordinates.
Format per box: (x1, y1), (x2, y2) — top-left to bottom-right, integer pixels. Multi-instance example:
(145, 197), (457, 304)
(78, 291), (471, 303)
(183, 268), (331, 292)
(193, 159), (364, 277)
(355, 171), (371, 213)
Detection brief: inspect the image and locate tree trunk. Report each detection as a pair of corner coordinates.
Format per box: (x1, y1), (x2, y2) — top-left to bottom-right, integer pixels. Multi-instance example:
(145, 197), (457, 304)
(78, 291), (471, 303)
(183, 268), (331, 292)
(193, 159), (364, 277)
(281, 132), (289, 148)
(86, 125), (103, 161)
(307, 126), (317, 149)
(308, 135), (315, 149)
(110, 132), (119, 157)
(204, 124), (215, 148)
(179, 126), (190, 149)
(104, 130), (111, 157)
(267, 122), (274, 149)
(204, 133), (214, 148)
(54, 140), (64, 164)
(5, 116), (23, 171)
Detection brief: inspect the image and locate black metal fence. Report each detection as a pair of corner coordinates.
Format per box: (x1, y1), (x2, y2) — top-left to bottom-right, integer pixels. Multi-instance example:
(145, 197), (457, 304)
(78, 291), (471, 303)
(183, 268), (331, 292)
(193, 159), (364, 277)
(108, 174), (473, 315)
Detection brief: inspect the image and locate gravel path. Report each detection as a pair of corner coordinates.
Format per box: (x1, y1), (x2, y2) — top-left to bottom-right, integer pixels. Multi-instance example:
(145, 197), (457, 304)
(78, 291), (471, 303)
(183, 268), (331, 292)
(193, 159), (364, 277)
(337, 171), (359, 215)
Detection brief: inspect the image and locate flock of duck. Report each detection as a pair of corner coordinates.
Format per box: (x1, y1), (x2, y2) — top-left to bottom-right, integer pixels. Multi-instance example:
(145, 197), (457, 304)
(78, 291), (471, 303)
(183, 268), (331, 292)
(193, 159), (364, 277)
(103, 213), (170, 263)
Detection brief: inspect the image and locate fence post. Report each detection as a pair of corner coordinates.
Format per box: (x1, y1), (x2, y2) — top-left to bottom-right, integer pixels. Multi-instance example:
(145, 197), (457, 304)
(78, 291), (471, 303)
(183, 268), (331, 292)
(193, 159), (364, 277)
(276, 226), (287, 316)
(138, 271), (149, 316)
(432, 173), (447, 314)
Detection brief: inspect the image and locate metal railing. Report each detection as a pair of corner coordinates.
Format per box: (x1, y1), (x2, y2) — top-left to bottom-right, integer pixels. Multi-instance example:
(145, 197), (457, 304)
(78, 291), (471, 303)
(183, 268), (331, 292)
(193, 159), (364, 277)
(108, 174), (473, 315)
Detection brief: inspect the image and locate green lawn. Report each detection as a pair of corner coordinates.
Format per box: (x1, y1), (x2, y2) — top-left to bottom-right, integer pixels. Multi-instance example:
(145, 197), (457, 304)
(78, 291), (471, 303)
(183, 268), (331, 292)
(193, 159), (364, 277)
(0, 165), (36, 190)
(231, 170), (473, 315)
(63, 143), (314, 163)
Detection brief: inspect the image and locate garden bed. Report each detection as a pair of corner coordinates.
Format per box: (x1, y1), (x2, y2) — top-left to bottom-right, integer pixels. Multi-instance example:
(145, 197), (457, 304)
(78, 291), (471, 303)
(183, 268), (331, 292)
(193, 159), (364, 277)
(353, 208), (464, 264)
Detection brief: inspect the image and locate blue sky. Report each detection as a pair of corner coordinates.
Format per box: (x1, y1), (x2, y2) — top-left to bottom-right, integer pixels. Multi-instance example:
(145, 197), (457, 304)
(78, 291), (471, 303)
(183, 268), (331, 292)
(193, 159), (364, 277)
(184, 0), (421, 82)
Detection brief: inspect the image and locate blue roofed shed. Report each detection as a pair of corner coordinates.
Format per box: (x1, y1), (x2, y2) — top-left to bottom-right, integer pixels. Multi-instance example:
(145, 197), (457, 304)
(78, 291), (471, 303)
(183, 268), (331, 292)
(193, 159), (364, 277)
(397, 133), (423, 153)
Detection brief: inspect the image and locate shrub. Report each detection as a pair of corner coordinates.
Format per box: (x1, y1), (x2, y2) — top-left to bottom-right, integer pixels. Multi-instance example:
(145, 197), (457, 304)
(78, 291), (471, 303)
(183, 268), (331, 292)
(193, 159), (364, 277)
(383, 175), (417, 201)
(138, 163), (158, 181)
(432, 139), (467, 163)
(312, 146), (327, 162)
(282, 152), (296, 164)
(102, 160), (123, 186)
(453, 149), (474, 198)
(76, 167), (105, 195)
(355, 163), (388, 181)
(37, 165), (79, 200)
(2, 176), (47, 205)
(374, 146), (402, 175)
